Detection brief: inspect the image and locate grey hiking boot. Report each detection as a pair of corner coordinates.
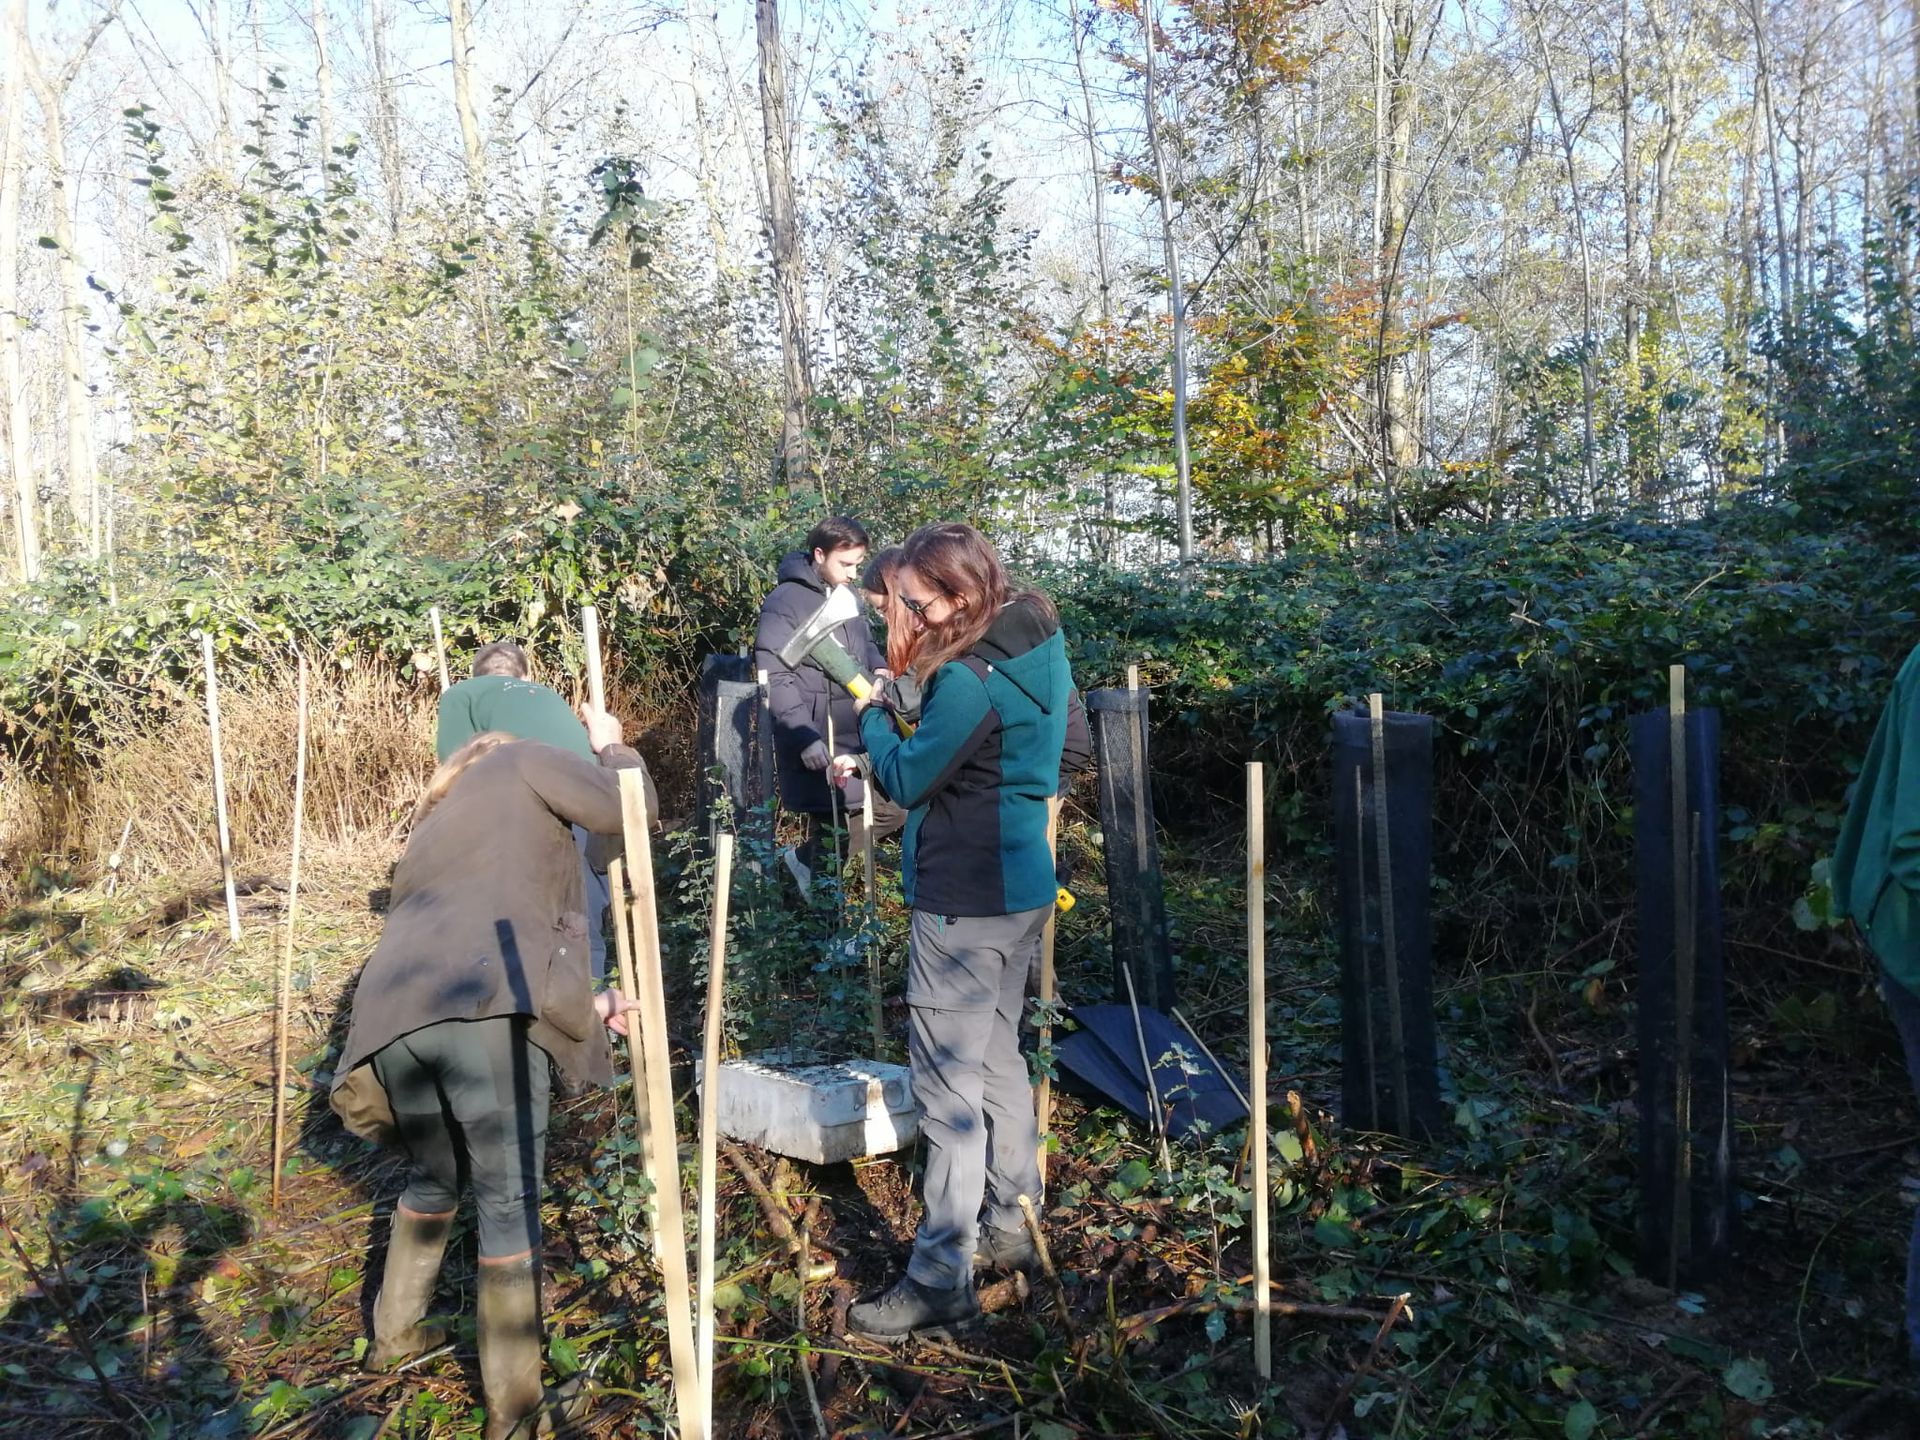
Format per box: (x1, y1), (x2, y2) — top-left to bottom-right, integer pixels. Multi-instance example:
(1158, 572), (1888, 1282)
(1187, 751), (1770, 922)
(368, 1206), (454, 1369)
(478, 1255), (546, 1440)
(848, 1276), (980, 1343)
(972, 1223), (1039, 1273)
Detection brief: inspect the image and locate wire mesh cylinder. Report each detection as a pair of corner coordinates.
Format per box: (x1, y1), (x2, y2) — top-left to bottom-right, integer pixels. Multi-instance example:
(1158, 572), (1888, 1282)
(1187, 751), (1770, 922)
(1332, 707), (1442, 1139)
(1631, 706), (1733, 1284)
(1087, 687), (1175, 1011)
(697, 654), (773, 843)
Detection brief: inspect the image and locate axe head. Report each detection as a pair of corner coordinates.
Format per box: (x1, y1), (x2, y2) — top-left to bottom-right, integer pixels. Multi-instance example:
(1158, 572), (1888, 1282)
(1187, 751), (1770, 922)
(777, 585), (862, 670)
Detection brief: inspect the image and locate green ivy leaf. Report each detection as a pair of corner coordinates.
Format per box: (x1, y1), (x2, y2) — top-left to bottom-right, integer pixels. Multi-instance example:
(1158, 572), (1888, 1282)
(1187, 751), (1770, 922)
(1564, 1398), (1597, 1440)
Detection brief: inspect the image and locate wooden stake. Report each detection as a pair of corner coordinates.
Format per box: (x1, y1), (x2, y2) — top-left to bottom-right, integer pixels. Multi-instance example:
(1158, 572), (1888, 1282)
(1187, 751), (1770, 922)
(1036, 795), (1062, 1182)
(582, 605), (606, 711)
(863, 767), (881, 1056)
(429, 606), (450, 693)
(1127, 666), (1154, 1010)
(200, 633), (242, 943)
(1668, 663), (1694, 1286)
(618, 769), (706, 1440)
(1367, 695), (1411, 1136)
(586, 608), (655, 1221)
(1122, 962), (1173, 1179)
(1017, 1193), (1076, 1342)
(697, 832), (735, 1422)
(1352, 767), (1378, 1127)
(1247, 762), (1271, 1379)
(271, 657), (310, 1215)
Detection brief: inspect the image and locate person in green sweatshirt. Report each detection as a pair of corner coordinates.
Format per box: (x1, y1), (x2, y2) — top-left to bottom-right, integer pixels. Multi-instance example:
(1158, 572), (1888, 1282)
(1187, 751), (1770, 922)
(1829, 639), (1920, 1364)
(436, 641), (613, 983)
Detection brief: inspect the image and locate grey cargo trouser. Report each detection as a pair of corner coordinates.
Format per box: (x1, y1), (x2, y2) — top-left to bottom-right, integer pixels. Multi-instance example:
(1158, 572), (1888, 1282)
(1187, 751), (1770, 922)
(904, 906), (1051, 1292)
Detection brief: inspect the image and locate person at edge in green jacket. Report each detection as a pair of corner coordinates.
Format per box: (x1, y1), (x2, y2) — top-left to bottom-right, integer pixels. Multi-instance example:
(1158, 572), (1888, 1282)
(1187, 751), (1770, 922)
(1829, 640), (1920, 1366)
(437, 641), (614, 984)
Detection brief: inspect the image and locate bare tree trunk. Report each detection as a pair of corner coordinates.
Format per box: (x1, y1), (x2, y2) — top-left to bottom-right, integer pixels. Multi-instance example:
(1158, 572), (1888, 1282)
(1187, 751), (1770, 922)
(1066, 0), (1115, 558)
(1, 0), (39, 580)
(448, 0), (485, 201)
(1140, 0), (1194, 562)
(21, 53), (94, 555)
(1620, 3), (1646, 496)
(1526, 0), (1600, 508)
(1373, 0), (1420, 525)
(313, 0), (335, 183)
(756, 0), (812, 493)
(1749, 0), (1793, 317)
(369, 0), (406, 233)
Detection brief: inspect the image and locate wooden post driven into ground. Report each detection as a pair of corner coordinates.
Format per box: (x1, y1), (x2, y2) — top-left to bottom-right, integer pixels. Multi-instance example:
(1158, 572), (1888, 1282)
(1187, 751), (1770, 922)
(271, 657), (310, 1215)
(1247, 761), (1271, 1379)
(1036, 794), (1061, 1183)
(697, 832), (735, 1426)
(429, 607), (450, 693)
(199, 633), (242, 943)
(618, 769), (706, 1440)
(1668, 663), (1693, 1288)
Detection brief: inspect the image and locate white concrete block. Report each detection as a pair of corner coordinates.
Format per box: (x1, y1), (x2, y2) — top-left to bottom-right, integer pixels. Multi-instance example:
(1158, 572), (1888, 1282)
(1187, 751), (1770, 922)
(698, 1054), (920, 1164)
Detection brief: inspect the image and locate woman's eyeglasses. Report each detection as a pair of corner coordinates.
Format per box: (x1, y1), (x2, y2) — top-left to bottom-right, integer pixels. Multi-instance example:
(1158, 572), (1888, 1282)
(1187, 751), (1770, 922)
(899, 593), (938, 618)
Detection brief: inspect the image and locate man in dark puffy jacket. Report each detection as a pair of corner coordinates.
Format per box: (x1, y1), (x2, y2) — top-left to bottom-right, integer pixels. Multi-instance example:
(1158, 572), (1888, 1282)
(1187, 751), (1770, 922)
(753, 517), (905, 888)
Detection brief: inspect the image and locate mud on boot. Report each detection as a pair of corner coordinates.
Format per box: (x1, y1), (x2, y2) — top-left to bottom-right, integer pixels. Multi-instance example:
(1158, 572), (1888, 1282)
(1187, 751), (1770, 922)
(368, 1206), (454, 1370)
(848, 1275), (980, 1343)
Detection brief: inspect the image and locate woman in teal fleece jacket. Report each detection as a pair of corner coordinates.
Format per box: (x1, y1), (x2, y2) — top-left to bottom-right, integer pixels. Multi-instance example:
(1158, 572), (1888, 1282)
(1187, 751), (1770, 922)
(846, 523), (1072, 1342)
(1830, 640), (1920, 1363)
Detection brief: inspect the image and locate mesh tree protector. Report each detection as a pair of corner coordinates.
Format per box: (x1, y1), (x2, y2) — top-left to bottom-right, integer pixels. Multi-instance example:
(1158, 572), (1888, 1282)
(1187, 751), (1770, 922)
(1088, 687), (1176, 1010)
(1632, 704), (1734, 1284)
(1332, 706), (1442, 1139)
(696, 654), (773, 843)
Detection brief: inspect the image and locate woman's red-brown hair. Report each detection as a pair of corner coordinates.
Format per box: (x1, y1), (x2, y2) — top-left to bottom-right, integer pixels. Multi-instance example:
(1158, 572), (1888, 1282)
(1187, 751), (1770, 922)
(898, 523), (1056, 678)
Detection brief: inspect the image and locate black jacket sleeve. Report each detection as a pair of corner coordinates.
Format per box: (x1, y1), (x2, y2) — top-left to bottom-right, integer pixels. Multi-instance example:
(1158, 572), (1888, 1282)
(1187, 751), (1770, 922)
(1060, 687), (1094, 782)
(753, 588), (823, 751)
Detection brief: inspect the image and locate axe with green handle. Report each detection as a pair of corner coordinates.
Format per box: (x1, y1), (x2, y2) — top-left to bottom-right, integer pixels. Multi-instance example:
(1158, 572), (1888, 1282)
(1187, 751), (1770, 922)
(776, 585), (912, 736)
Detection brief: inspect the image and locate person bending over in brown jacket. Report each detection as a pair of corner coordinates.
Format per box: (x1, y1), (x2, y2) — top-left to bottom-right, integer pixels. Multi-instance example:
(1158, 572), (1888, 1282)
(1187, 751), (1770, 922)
(329, 703), (654, 1439)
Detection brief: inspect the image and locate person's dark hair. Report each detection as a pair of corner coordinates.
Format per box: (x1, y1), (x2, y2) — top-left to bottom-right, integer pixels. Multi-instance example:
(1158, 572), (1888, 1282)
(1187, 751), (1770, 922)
(898, 523), (1057, 677)
(861, 546), (905, 597)
(807, 516), (871, 558)
(472, 641), (531, 679)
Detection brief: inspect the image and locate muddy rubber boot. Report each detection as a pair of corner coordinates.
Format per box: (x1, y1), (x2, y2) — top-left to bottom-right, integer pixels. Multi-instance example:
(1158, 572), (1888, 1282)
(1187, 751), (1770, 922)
(477, 1254), (547, 1440)
(368, 1207), (454, 1369)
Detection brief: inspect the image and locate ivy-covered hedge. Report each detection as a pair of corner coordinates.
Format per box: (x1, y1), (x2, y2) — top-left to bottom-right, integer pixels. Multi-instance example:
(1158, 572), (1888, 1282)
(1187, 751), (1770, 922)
(1052, 511), (1920, 966)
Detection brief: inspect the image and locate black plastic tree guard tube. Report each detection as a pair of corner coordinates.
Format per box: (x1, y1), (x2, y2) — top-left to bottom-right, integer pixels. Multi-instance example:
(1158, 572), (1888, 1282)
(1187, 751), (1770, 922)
(1631, 700), (1733, 1284)
(697, 654), (773, 847)
(1087, 686), (1176, 1011)
(1332, 704), (1442, 1140)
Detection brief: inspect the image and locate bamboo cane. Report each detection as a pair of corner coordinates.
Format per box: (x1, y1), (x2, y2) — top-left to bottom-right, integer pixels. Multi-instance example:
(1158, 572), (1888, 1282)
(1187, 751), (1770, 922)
(1668, 664), (1694, 1286)
(429, 606), (450, 693)
(1122, 963), (1173, 1179)
(200, 633), (242, 943)
(863, 765), (881, 1056)
(1368, 695), (1411, 1136)
(1247, 762), (1271, 1378)
(271, 657), (310, 1215)
(697, 833), (735, 1422)
(1036, 795), (1062, 1182)
(618, 769), (706, 1440)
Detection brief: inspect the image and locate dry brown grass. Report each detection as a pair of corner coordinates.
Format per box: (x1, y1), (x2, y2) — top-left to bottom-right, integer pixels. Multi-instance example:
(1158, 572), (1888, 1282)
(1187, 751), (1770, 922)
(2, 646), (694, 910)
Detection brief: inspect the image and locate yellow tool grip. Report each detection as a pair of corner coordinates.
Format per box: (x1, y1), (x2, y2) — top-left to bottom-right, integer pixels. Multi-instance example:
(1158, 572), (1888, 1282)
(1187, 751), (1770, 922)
(1055, 887), (1075, 914)
(846, 674), (873, 701)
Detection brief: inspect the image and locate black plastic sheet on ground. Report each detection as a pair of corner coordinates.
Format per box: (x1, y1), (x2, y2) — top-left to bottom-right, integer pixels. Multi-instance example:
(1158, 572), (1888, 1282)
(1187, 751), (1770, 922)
(1087, 687), (1175, 1011)
(1054, 1003), (1248, 1140)
(1332, 707), (1442, 1139)
(1632, 705), (1734, 1284)
(696, 654), (773, 843)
